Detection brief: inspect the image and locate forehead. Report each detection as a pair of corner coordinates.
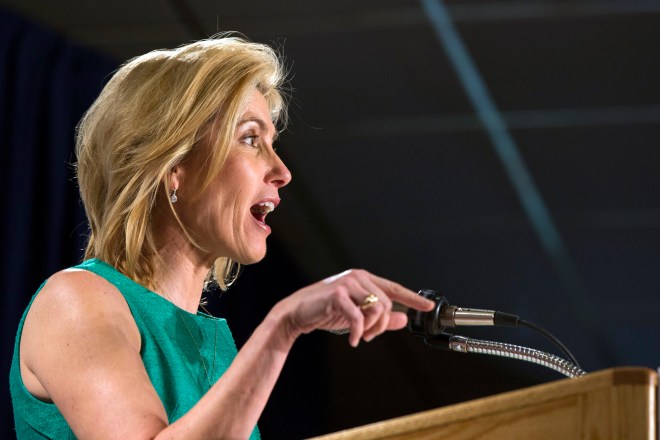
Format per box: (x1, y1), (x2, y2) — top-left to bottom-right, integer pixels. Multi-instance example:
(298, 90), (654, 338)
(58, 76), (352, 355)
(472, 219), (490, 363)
(238, 90), (277, 138)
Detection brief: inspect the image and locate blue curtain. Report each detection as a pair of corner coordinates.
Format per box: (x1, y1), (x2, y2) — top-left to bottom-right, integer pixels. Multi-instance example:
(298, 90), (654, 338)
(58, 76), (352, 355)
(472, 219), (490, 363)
(0, 6), (117, 435)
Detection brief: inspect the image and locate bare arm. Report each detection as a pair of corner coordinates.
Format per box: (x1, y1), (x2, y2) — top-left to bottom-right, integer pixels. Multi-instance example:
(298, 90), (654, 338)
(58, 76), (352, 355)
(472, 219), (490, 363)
(21, 269), (433, 439)
(160, 269), (435, 439)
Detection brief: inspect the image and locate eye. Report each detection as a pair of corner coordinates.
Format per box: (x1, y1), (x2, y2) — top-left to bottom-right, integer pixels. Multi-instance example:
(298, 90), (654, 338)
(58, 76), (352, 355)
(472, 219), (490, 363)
(241, 135), (258, 147)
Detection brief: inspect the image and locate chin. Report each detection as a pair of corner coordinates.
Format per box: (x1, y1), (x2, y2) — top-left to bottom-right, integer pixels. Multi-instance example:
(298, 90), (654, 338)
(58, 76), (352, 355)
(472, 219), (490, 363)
(235, 247), (268, 265)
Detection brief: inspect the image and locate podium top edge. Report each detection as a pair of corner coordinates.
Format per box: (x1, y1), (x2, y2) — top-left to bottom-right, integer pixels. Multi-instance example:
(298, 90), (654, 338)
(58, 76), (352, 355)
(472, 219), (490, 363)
(608, 366), (658, 386)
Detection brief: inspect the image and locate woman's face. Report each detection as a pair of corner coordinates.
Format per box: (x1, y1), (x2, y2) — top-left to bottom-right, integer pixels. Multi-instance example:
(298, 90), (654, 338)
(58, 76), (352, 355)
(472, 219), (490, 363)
(175, 89), (291, 265)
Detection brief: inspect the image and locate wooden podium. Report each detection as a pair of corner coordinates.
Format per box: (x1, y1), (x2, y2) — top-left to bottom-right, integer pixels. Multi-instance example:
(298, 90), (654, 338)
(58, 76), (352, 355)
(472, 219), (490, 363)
(311, 367), (657, 440)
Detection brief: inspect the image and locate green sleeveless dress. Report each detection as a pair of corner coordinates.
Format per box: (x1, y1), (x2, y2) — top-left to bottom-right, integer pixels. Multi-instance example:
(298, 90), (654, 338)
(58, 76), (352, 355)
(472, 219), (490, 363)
(9, 259), (260, 439)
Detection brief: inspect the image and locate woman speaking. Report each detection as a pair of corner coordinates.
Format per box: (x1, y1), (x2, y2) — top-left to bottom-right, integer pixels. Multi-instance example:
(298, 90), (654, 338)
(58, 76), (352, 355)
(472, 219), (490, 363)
(9, 35), (434, 439)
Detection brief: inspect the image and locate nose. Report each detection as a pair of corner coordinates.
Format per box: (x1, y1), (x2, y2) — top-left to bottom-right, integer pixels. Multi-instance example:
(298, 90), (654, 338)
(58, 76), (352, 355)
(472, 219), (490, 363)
(267, 153), (292, 188)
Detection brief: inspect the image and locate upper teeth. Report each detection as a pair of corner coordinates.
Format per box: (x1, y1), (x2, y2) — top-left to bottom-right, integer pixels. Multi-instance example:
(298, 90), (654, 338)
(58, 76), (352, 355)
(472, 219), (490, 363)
(258, 201), (275, 213)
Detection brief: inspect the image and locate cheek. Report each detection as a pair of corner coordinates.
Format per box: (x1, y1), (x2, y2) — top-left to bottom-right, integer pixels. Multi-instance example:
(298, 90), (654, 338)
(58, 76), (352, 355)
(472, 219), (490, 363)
(210, 185), (248, 237)
(195, 154), (263, 236)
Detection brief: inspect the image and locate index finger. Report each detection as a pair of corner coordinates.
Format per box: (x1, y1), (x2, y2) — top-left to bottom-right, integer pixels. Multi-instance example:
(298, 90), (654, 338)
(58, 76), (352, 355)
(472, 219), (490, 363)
(369, 275), (435, 311)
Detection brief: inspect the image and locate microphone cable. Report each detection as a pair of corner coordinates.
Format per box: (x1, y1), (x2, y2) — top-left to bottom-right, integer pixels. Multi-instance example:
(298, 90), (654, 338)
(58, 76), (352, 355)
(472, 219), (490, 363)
(517, 318), (581, 369)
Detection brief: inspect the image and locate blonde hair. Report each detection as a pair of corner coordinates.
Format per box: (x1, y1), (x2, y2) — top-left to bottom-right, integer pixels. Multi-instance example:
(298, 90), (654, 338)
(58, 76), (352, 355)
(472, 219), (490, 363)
(75, 36), (287, 290)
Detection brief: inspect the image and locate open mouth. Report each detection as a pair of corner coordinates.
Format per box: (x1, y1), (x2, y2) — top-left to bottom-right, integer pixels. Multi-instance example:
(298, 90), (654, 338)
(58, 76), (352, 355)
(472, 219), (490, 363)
(250, 201), (275, 225)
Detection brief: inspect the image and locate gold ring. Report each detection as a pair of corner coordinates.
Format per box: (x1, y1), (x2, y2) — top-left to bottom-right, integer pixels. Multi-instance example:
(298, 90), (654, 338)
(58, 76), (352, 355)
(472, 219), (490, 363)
(360, 293), (379, 310)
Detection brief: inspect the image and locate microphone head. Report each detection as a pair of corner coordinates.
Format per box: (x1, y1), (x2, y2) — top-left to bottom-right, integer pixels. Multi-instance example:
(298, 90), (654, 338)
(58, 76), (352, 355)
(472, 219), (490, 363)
(407, 289), (449, 337)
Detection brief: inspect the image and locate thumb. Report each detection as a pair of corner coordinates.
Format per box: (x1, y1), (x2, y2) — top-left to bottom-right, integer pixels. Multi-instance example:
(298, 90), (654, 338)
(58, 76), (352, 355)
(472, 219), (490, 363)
(386, 312), (408, 331)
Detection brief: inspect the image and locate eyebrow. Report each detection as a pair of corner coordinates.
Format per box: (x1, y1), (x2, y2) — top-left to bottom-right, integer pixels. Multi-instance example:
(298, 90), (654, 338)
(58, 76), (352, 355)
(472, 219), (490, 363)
(237, 117), (279, 142)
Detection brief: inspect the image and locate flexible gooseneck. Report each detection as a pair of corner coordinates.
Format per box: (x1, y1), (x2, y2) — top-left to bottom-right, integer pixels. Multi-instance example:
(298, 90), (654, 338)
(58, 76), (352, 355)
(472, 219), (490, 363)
(425, 333), (586, 378)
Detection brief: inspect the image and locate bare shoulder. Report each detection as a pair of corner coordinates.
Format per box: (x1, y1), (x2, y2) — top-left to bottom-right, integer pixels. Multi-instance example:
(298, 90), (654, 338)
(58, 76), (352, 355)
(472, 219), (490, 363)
(24, 268), (137, 339)
(20, 267), (140, 400)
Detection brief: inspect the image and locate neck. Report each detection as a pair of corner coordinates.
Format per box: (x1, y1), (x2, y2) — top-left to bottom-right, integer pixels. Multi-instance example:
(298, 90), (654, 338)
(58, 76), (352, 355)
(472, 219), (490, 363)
(153, 225), (214, 314)
(155, 254), (209, 314)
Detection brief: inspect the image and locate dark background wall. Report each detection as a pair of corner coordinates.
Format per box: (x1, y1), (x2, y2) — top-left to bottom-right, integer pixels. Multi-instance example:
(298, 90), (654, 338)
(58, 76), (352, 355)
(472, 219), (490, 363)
(2, 1), (660, 438)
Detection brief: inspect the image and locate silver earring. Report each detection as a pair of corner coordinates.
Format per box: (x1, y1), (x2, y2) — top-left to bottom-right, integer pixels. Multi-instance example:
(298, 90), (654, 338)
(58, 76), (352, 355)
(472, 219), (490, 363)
(170, 188), (178, 203)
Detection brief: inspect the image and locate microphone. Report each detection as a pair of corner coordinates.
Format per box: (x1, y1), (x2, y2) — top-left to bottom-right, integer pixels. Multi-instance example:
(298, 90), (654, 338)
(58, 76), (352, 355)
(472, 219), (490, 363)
(329, 289), (518, 336)
(407, 289), (519, 338)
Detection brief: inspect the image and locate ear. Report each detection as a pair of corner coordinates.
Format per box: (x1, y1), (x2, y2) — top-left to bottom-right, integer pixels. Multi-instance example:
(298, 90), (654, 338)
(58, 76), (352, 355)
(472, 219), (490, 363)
(168, 164), (183, 191)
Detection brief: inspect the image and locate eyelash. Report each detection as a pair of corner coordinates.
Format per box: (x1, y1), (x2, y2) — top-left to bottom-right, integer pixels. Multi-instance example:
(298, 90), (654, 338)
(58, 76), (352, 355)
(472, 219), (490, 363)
(240, 132), (278, 153)
(242, 135), (258, 147)
(241, 134), (278, 154)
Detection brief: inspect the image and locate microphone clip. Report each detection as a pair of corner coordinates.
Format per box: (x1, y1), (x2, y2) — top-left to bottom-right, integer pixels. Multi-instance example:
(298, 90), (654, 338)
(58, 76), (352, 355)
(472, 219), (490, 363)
(407, 289), (450, 338)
